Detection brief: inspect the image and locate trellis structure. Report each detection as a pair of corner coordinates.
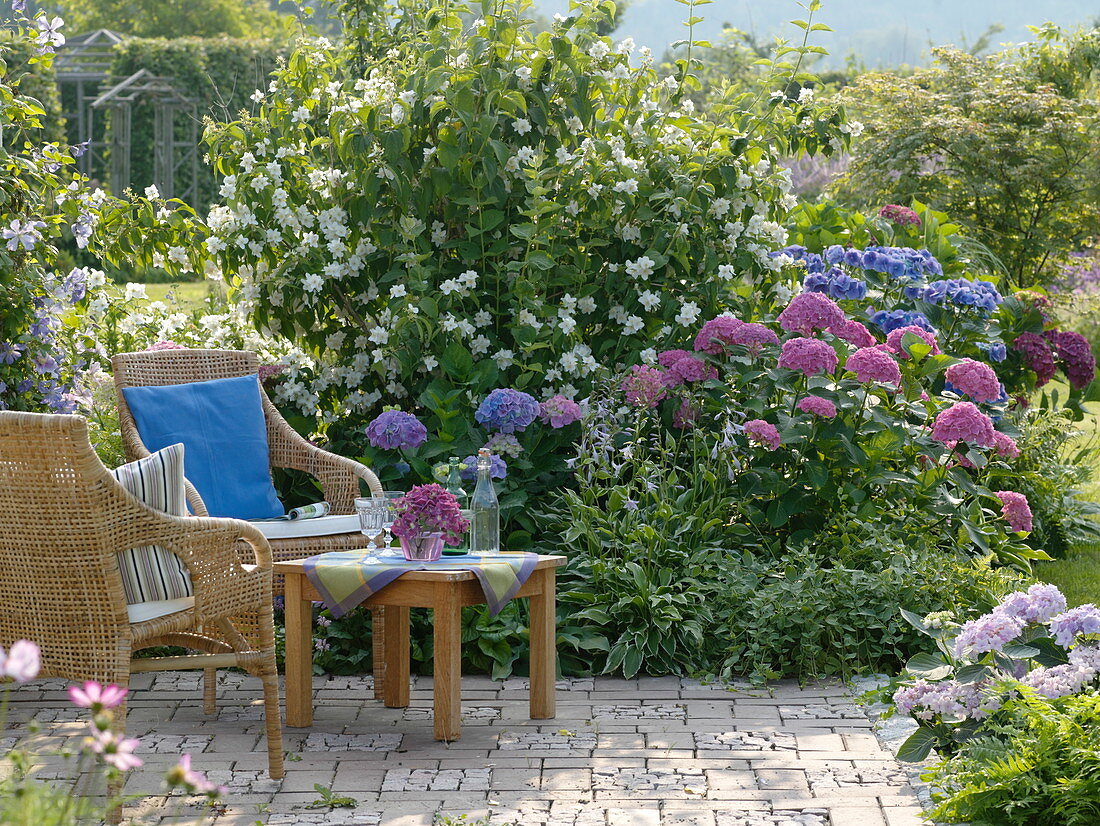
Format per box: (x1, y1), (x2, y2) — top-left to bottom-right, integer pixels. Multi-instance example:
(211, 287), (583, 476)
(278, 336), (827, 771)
(55, 29), (124, 178)
(90, 69), (200, 202)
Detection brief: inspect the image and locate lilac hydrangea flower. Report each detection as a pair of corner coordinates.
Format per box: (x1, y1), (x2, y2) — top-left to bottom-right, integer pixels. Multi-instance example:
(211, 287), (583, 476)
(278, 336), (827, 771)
(484, 433), (523, 458)
(365, 409), (428, 451)
(996, 583), (1067, 625)
(1019, 663), (1096, 699)
(539, 395), (582, 428)
(1049, 605), (1100, 649)
(475, 388), (540, 433)
(952, 612), (1025, 659)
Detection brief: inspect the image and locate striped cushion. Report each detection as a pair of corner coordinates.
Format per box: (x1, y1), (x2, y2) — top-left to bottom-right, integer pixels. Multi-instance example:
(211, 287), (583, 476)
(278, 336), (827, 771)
(110, 443), (193, 604)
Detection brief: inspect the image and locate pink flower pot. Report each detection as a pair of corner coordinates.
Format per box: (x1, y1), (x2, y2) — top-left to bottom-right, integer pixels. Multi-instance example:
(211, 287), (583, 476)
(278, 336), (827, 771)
(399, 532), (444, 562)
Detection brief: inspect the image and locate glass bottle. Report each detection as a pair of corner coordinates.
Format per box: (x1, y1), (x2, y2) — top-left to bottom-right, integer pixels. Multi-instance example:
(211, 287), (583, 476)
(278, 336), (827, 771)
(470, 448), (500, 555)
(444, 457), (470, 556)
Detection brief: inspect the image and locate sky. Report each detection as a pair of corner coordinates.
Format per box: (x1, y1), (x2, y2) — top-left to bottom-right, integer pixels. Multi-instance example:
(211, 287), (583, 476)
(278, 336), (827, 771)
(531, 0), (1099, 67)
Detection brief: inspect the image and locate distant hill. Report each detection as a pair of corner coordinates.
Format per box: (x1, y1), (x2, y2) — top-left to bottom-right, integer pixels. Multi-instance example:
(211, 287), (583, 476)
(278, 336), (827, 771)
(532, 0), (1100, 67)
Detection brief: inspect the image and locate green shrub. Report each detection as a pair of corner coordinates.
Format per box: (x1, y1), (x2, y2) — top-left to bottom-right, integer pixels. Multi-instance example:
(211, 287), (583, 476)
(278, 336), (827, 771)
(926, 691), (1100, 825)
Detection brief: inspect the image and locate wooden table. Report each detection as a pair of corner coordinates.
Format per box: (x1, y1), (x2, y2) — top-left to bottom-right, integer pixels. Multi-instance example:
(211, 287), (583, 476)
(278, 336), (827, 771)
(274, 554), (566, 741)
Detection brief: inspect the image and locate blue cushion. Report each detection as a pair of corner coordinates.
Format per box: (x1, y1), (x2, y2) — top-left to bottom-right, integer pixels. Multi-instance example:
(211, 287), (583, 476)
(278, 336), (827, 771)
(122, 374), (284, 520)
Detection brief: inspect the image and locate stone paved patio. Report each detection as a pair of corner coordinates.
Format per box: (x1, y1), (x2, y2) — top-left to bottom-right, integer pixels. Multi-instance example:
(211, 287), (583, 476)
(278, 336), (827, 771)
(1, 673), (929, 825)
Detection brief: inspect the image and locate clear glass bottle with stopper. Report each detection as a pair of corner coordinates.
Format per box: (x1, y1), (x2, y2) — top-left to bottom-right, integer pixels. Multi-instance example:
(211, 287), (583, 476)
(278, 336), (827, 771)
(443, 457), (470, 556)
(470, 448), (500, 554)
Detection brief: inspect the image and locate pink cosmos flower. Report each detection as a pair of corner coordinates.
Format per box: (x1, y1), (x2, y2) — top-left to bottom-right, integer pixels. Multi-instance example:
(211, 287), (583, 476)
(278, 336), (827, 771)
(168, 754), (225, 796)
(995, 490), (1033, 533)
(744, 419), (781, 450)
(831, 319), (877, 348)
(931, 402), (996, 448)
(777, 337), (838, 376)
(993, 431), (1020, 459)
(621, 365), (668, 408)
(693, 316), (744, 354)
(796, 396), (837, 418)
(90, 729), (143, 771)
(885, 325), (940, 359)
(2, 640), (40, 683)
(777, 292), (845, 336)
(945, 359), (1002, 404)
(845, 347), (901, 386)
(69, 681), (128, 711)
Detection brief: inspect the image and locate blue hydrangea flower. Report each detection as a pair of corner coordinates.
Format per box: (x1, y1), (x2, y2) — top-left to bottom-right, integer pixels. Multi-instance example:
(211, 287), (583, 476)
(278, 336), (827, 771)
(366, 409), (429, 451)
(979, 341), (1008, 363)
(802, 272), (831, 293)
(474, 388), (540, 434)
(871, 310), (935, 334)
(919, 279), (1003, 316)
(804, 253), (826, 273)
(827, 274), (867, 301)
(459, 453), (507, 482)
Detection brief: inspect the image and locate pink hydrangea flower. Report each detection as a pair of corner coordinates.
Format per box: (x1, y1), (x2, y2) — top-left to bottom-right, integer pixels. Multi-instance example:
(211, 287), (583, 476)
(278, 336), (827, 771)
(931, 402), (996, 448)
(993, 431), (1020, 459)
(69, 681), (128, 711)
(693, 316), (744, 354)
(777, 337), (839, 376)
(621, 365), (668, 408)
(539, 395), (582, 428)
(744, 419), (781, 450)
(728, 322), (780, 355)
(796, 396), (837, 418)
(673, 399), (700, 429)
(659, 350), (718, 387)
(391, 484), (470, 546)
(845, 347), (901, 386)
(832, 319), (877, 348)
(885, 325), (940, 359)
(945, 359), (1002, 404)
(777, 292), (845, 335)
(995, 490), (1033, 533)
(879, 204), (922, 226)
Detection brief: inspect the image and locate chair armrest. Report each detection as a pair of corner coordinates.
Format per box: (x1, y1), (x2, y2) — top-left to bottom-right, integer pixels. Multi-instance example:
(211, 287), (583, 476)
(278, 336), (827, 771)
(120, 502), (273, 622)
(264, 402), (383, 512)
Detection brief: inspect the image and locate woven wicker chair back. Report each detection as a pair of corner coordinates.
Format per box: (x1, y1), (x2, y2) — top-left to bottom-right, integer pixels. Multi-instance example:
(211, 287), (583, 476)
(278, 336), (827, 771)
(0, 411), (132, 682)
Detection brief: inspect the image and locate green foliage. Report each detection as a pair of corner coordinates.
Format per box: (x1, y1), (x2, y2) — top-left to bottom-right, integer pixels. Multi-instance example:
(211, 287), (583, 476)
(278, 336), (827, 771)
(58, 0), (292, 38)
(994, 408), (1100, 556)
(838, 30), (1100, 289)
(926, 690), (1100, 825)
(305, 784), (357, 809)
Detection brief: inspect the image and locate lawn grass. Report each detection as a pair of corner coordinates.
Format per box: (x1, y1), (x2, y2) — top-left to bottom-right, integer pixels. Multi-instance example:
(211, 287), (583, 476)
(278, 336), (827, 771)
(139, 281), (217, 307)
(1034, 379), (1100, 606)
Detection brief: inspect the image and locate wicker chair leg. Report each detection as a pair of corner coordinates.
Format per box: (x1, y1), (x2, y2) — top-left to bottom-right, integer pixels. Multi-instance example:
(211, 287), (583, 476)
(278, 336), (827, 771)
(371, 607), (386, 700)
(203, 667), (217, 714)
(105, 697), (128, 825)
(258, 607), (285, 780)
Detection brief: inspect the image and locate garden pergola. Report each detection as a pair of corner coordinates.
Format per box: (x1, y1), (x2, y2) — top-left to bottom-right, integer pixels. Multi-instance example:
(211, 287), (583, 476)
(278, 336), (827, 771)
(55, 29), (123, 179)
(90, 68), (201, 202)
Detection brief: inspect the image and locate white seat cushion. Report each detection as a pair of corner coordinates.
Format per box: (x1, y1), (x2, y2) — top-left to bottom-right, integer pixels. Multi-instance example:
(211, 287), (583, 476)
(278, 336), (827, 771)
(127, 596), (195, 624)
(252, 513), (361, 540)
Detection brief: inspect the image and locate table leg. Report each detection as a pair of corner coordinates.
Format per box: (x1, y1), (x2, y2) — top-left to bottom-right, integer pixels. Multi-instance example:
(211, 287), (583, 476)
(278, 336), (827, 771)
(371, 607), (386, 701)
(433, 583), (462, 741)
(284, 572), (314, 727)
(529, 567), (557, 719)
(382, 605), (410, 708)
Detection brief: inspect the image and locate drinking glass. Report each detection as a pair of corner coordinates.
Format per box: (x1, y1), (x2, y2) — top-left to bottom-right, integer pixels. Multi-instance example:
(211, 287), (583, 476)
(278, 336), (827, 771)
(355, 497), (386, 545)
(379, 490), (404, 548)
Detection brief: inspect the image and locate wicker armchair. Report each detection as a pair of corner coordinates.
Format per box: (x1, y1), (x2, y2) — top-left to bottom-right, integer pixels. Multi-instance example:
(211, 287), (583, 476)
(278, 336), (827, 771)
(0, 411), (284, 785)
(112, 348), (387, 696)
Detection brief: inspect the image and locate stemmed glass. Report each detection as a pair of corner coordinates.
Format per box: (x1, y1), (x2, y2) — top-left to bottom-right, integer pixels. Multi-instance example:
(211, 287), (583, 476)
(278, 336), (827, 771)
(355, 491), (404, 549)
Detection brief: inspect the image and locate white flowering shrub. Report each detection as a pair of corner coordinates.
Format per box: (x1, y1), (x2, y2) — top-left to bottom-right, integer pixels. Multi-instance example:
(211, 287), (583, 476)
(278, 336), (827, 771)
(200, 0), (851, 446)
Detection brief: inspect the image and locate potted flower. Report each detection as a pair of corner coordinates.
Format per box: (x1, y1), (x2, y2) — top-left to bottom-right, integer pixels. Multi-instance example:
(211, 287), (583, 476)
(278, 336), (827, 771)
(391, 484), (470, 561)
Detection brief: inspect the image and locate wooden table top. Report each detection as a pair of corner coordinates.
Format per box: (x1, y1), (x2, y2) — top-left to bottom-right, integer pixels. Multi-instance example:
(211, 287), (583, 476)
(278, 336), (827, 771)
(273, 553), (567, 582)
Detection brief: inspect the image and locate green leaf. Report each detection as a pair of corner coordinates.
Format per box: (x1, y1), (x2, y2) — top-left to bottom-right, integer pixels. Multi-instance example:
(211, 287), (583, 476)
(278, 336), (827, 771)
(896, 727), (937, 762)
(906, 652), (952, 680)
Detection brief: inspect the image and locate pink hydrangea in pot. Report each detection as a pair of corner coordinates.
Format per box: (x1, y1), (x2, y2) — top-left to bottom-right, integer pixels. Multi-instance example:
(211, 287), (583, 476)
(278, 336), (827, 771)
(391, 484), (470, 561)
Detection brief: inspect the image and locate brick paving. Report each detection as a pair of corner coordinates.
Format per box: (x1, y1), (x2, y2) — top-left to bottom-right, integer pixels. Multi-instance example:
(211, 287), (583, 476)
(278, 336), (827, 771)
(0, 673), (929, 825)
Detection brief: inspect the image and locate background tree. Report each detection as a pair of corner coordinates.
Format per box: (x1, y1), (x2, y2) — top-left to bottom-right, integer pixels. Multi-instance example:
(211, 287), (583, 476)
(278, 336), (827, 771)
(56, 0), (292, 38)
(836, 29), (1100, 288)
